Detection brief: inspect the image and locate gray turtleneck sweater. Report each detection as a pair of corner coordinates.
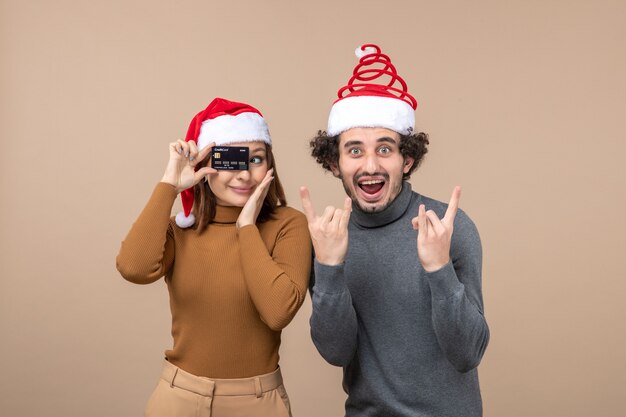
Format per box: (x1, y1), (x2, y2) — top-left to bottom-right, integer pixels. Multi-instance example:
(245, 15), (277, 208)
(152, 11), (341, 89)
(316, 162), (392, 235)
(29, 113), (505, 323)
(310, 182), (489, 417)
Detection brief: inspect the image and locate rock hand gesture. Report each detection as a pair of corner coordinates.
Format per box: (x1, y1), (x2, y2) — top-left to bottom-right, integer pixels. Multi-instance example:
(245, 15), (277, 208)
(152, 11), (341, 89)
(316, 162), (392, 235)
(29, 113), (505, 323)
(300, 186), (352, 266)
(411, 186), (461, 272)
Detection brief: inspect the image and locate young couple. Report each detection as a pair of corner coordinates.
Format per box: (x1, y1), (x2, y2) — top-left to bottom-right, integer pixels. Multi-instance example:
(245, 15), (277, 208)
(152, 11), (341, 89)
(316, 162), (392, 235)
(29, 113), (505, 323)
(116, 44), (490, 417)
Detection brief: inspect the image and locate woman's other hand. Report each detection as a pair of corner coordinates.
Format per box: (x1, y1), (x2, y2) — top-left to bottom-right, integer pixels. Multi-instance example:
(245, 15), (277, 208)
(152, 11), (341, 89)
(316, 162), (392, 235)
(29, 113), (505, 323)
(236, 168), (274, 228)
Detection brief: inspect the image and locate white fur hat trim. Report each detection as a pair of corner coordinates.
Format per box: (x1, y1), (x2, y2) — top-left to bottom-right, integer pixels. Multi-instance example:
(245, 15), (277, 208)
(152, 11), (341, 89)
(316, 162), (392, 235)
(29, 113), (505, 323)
(197, 112), (271, 150)
(327, 95), (415, 136)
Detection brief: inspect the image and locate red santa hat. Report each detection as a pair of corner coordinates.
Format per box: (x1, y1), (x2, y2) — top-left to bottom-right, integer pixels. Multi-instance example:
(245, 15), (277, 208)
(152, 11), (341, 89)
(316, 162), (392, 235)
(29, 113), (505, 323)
(176, 97), (271, 228)
(327, 44), (417, 136)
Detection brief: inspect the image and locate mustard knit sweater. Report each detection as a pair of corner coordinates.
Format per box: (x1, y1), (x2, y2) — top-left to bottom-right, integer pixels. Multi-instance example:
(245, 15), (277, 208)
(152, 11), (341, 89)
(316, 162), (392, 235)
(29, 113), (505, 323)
(116, 182), (312, 378)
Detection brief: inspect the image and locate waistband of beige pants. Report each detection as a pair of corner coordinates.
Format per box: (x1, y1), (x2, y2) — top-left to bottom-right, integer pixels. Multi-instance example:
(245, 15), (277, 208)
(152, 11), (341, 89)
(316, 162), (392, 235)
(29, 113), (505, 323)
(160, 360), (283, 398)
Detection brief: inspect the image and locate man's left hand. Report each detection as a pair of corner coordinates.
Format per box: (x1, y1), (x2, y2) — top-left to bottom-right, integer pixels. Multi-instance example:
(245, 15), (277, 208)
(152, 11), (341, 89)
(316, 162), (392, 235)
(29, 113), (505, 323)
(411, 186), (461, 272)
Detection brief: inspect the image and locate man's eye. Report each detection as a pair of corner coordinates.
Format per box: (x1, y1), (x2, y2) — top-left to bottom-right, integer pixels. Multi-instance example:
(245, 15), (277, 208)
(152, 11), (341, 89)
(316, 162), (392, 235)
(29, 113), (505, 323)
(379, 146), (391, 154)
(250, 156), (263, 164)
(349, 148), (361, 155)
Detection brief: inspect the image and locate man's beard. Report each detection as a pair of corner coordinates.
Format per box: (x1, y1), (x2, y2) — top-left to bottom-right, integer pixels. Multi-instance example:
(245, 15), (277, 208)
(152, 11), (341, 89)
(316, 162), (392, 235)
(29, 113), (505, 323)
(338, 170), (403, 213)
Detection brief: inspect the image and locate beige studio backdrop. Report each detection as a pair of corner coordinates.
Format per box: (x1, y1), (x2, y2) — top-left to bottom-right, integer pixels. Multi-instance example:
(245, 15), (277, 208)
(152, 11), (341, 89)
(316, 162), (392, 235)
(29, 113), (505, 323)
(1, 0), (625, 416)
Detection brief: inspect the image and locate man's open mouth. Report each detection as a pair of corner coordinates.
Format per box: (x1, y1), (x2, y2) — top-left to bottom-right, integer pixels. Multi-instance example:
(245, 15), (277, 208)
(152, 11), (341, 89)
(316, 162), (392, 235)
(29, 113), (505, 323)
(358, 179), (385, 195)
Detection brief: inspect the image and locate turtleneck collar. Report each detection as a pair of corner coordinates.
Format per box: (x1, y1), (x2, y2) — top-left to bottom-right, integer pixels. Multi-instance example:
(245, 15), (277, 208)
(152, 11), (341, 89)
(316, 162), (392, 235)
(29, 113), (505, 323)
(213, 204), (243, 224)
(350, 181), (414, 228)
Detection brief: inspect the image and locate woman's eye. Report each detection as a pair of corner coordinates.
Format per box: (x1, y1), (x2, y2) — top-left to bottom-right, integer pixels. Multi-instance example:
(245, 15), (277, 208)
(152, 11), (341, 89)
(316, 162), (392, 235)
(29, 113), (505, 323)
(349, 148), (361, 155)
(250, 156), (263, 164)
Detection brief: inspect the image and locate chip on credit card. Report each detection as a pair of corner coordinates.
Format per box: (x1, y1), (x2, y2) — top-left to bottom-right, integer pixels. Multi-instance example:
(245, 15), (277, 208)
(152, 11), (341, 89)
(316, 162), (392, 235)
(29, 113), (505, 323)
(211, 146), (249, 170)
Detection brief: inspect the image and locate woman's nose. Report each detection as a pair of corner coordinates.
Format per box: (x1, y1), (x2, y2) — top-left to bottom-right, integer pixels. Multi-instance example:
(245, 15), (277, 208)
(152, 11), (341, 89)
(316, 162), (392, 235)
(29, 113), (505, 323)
(236, 169), (251, 181)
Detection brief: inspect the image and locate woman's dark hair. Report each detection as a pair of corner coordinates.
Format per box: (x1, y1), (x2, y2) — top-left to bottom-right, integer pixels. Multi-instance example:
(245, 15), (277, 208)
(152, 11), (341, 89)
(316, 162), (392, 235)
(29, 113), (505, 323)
(192, 143), (287, 234)
(309, 129), (430, 179)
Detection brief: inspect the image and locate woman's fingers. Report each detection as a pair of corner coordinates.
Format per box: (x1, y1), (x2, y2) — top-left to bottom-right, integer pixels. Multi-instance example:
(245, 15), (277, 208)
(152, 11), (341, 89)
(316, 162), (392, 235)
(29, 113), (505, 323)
(172, 140), (215, 166)
(194, 142), (215, 166)
(235, 168), (275, 228)
(188, 141), (199, 162)
(176, 139), (189, 157)
(263, 168), (274, 184)
(193, 167), (217, 184)
(245, 168), (274, 210)
(173, 141), (184, 155)
(254, 169), (274, 201)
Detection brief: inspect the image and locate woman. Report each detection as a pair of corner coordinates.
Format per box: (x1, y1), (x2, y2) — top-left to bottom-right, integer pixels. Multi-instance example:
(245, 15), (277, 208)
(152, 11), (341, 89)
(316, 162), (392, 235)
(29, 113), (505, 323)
(116, 98), (311, 417)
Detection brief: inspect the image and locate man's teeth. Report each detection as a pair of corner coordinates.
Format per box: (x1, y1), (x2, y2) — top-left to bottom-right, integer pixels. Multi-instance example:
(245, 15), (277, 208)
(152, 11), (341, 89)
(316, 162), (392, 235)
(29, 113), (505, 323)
(360, 180), (384, 185)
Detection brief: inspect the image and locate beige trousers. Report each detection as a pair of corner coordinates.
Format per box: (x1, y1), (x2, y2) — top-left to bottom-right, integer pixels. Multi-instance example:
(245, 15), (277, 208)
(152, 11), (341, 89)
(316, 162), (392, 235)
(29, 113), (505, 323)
(144, 360), (292, 417)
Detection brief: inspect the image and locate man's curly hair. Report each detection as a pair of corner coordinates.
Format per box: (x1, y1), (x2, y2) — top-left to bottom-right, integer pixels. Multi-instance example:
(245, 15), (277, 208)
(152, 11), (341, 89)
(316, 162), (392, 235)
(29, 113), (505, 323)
(309, 130), (430, 179)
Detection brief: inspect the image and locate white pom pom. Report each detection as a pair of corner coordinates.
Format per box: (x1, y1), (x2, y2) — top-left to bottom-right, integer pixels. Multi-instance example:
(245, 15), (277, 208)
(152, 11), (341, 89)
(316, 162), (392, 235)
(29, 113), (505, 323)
(355, 45), (377, 59)
(175, 211), (195, 228)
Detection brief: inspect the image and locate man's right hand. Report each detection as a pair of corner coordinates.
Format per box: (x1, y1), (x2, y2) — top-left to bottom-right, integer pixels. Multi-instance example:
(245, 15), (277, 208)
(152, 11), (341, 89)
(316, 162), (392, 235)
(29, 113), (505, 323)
(300, 186), (352, 266)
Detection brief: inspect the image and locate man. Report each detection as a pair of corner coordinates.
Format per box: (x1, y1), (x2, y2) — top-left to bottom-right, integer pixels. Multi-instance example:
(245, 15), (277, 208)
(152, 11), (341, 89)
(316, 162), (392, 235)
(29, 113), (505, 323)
(300, 44), (490, 417)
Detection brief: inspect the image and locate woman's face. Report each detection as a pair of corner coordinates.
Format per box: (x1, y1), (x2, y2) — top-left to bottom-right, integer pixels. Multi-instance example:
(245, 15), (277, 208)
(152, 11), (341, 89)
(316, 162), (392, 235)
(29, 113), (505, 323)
(207, 141), (269, 207)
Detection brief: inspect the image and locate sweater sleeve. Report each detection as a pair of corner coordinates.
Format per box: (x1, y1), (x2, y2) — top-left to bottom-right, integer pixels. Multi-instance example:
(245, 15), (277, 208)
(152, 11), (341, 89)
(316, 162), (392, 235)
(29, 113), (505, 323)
(425, 210), (490, 373)
(115, 182), (177, 284)
(309, 261), (358, 367)
(237, 210), (312, 331)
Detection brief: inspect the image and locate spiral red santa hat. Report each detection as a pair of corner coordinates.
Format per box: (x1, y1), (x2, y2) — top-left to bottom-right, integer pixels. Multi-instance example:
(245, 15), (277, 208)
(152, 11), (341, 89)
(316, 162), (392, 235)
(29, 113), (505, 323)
(327, 44), (417, 136)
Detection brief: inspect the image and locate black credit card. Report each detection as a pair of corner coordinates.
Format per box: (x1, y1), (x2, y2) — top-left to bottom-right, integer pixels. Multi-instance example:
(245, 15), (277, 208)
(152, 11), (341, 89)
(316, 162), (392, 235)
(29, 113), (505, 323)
(211, 146), (249, 170)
